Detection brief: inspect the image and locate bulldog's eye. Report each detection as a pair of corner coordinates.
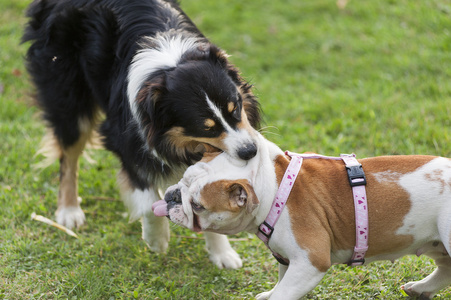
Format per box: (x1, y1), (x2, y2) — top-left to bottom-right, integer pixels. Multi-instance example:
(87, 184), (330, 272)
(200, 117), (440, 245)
(191, 201), (205, 212)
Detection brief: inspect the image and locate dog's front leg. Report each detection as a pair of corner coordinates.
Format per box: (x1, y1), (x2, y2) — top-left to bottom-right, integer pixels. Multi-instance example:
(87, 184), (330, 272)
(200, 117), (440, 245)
(142, 208), (170, 253)
(264, 260), (326, 300)
(119, 172), (171, 253)
(204, 232), (242, 269)
(256, 263), (288, 300)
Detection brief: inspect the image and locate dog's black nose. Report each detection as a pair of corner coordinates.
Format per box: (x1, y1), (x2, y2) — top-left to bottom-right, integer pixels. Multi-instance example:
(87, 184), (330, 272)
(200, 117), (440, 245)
(237, 142), (257, 160)
(165, 188), (182, 204)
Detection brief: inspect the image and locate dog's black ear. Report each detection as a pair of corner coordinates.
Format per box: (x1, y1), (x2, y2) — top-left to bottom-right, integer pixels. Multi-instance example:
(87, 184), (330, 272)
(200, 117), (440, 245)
(208, 45), (261, 129)
(227, 180), (259, 213)
(208, 44), (229, 69)
(135, 74), (167, 145)
(240, 83), (261, 129)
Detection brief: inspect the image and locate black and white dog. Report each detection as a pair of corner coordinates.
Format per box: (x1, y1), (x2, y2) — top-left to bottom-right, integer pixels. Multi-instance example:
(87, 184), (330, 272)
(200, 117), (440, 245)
(23, 0), (260, 268)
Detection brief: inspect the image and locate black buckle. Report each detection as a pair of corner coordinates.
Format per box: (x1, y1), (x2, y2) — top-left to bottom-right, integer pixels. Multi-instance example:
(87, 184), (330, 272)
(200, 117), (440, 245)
(258, 221), (274, 239)
(346, 164), (367, 187)
(348, 258), (365, 266)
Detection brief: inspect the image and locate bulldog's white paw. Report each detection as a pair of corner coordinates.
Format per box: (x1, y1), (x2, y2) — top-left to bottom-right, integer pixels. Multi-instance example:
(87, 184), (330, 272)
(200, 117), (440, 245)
(55, 206), (86, 229)
(256, 291), (272, 300)
(401, 282), (433, 299)
(142, 214), (170, 253)
(208, 246), (243, 269)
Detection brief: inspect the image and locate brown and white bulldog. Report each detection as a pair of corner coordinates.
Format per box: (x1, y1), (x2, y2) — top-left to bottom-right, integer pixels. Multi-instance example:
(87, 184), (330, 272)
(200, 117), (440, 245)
(153, 133), (451, 299)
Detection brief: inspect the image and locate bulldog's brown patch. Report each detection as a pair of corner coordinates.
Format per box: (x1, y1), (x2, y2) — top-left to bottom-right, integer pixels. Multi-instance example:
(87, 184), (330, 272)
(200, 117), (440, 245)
(361, 156), (436, 255)
(278, 154), (436, 272)
(423, 168), (451, 194)
(200, 179), (258, 213)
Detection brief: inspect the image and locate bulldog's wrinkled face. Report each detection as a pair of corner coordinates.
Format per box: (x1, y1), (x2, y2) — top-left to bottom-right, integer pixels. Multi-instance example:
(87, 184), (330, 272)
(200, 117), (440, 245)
(154, 154), (260, 235)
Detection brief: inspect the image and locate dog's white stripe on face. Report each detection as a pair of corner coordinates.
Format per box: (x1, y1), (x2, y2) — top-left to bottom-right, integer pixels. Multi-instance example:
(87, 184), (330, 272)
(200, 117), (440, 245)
(127, 34), (200, 119)
(205, 95), (234, 133)
(205, 95), (254, 161)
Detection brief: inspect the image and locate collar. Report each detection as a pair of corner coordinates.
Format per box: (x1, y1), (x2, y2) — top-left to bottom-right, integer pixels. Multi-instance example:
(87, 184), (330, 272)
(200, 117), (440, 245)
(256, 151), (369, 267)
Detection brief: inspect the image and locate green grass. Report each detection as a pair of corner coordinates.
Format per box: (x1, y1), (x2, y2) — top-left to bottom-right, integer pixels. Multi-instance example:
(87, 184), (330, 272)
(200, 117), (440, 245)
(2, 0), (451, 298)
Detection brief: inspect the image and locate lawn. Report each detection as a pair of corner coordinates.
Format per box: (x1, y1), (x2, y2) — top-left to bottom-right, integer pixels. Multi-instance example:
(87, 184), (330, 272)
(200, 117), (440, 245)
(1, 0), (451, 299)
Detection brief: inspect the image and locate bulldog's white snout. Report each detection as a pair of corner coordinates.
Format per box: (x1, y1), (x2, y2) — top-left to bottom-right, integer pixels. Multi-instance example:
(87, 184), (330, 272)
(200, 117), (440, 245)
(152, 184), (181, 217)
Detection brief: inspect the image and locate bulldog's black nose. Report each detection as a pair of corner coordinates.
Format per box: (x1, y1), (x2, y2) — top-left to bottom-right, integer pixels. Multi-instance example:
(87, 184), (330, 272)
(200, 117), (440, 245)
(237, 142), (257, 160)
(165, 188), (182, 204)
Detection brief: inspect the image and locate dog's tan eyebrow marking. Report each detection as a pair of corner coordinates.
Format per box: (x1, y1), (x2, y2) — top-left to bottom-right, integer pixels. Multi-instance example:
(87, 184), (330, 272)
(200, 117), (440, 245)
(204, 119), (215, 129)
(228, 102), (236, 113)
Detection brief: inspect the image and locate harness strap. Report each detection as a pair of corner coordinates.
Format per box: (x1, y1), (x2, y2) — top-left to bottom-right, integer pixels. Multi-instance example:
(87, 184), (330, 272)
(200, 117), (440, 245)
(340, 154), (369, 266)
(257, 153), (303, 265)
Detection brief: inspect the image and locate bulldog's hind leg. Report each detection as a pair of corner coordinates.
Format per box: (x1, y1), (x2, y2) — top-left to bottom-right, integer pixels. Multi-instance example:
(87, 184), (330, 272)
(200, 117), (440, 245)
(401, 194), (451, 299)
(402, 252), (451, 299)
(402, 206), (451, 298)
(118, 170), (170, 253)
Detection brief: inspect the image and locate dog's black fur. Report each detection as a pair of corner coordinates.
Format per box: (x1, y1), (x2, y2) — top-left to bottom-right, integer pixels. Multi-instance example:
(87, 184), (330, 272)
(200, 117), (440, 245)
(23, 0), (261, 194)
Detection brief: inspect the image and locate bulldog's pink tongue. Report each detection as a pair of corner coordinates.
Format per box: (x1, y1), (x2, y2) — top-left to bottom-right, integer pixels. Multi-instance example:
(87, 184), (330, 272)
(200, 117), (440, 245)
(152, 200), (168, 217)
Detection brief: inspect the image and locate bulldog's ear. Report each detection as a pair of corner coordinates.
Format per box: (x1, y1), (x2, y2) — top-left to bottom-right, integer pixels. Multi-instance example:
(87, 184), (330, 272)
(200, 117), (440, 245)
(227, 180), (259, 213)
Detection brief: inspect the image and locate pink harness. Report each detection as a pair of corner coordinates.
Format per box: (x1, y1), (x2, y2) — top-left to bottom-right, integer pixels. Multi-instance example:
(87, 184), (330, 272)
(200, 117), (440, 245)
(256, 151), (369, 266)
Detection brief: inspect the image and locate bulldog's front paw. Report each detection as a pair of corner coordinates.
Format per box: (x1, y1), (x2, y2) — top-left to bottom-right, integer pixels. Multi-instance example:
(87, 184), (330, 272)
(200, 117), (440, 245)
(256, 290), (273, 300)
(204, 232), (242, 269)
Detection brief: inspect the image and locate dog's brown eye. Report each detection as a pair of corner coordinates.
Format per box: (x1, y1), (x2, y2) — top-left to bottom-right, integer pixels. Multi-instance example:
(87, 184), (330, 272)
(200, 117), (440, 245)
(228, 101), (241, 120)
(191, 201), (205, 212)
(231, 104), (240, 120)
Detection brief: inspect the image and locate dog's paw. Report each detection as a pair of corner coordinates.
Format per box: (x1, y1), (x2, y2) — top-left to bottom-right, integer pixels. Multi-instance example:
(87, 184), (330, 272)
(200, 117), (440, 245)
(208, 247), (242, 269)
(204, 232), (242, 269)
(401, 283), (433, 299)
(55, 206), (86, 229)
(143, 234), (170, 253)
(142, 215), (170, 253)
(256, 291), (272, 300)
